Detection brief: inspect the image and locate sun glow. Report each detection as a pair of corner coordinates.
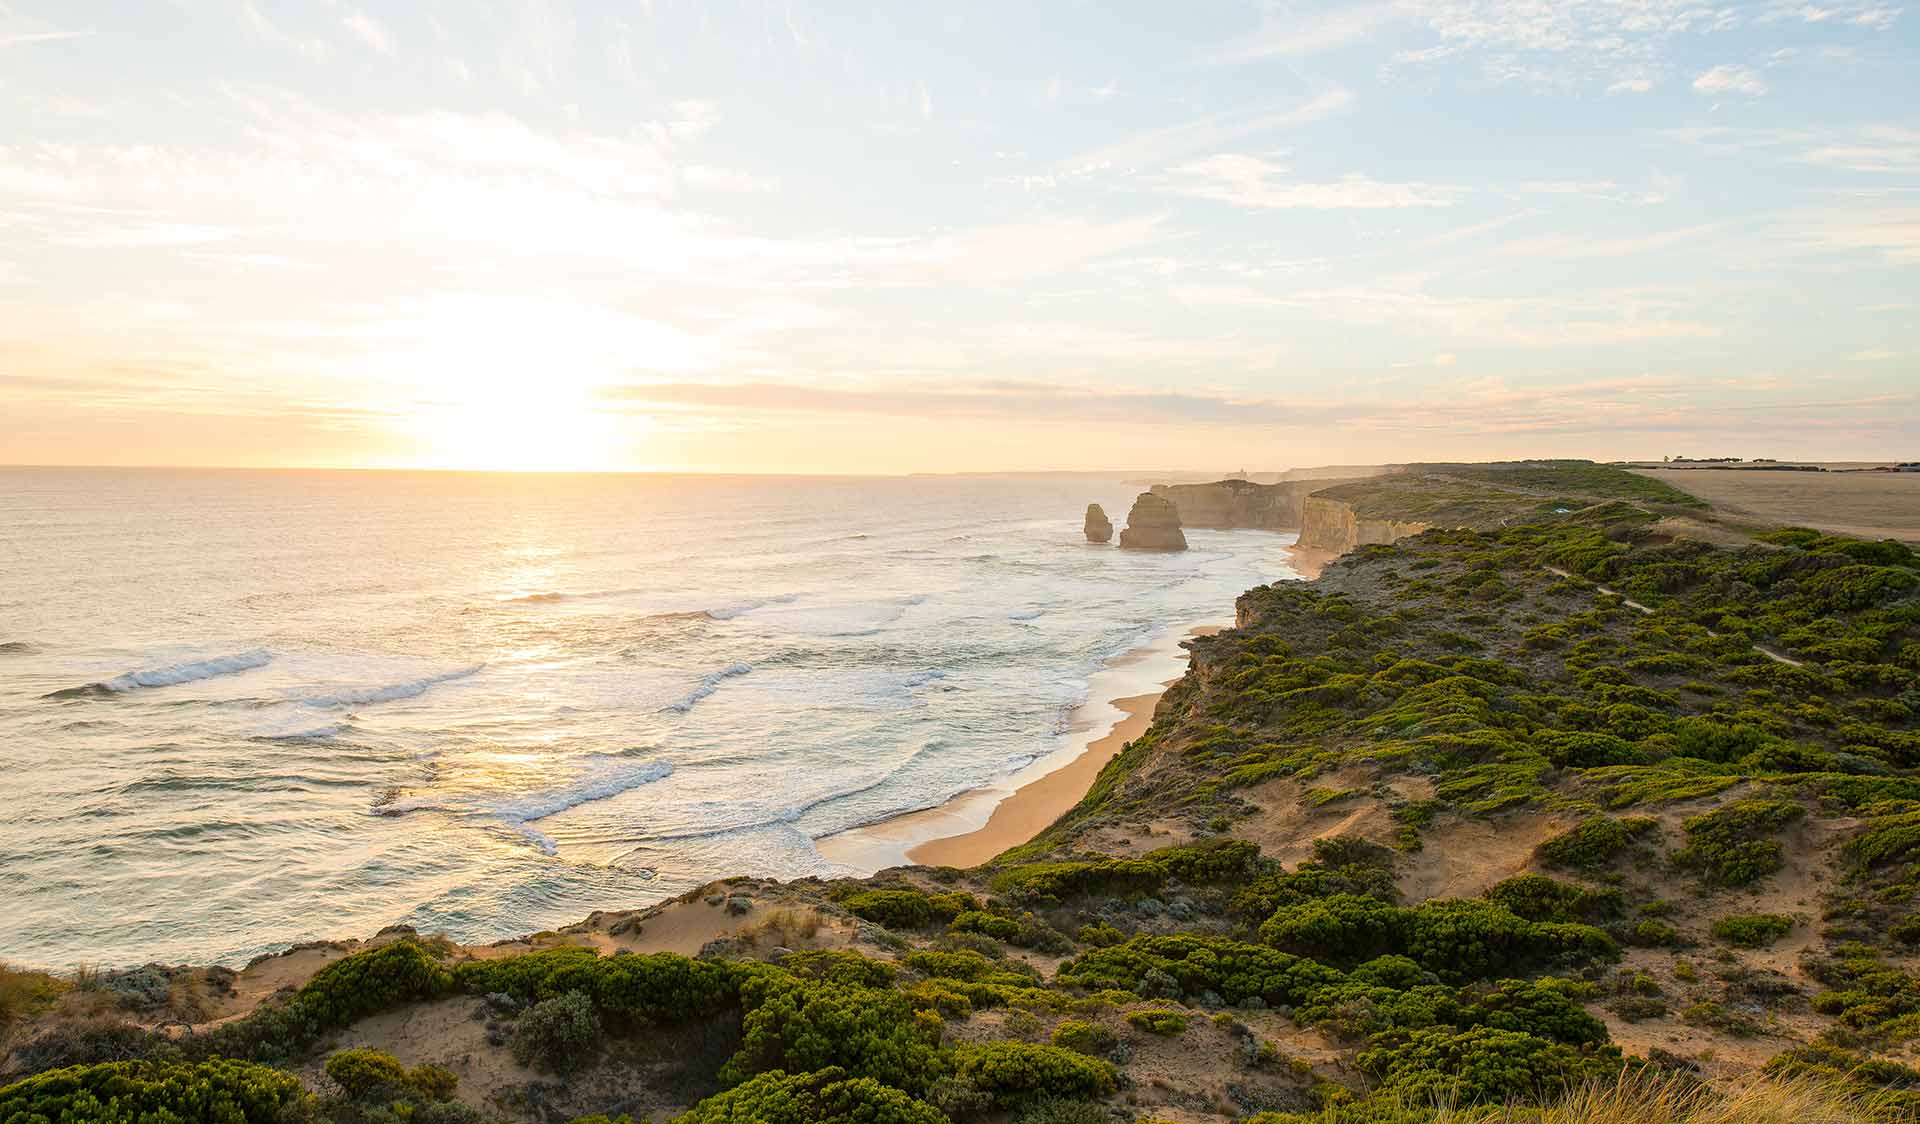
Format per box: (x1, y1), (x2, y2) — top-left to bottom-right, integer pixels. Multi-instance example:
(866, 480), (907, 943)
(358, 295), (687, 471)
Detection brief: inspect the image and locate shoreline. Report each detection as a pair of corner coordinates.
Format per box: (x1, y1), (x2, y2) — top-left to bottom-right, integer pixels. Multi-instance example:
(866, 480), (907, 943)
(815, 620), (1224, 872)
(1285, 540), (1338, 581)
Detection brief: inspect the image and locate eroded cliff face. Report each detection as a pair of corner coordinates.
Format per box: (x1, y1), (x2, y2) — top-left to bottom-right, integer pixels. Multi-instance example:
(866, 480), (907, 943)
(1118, 493), (1187, 550)
(1295, 495), (1431, 556)
(1148, 478), (1357, 530)
(1083, 503), (1113, 543)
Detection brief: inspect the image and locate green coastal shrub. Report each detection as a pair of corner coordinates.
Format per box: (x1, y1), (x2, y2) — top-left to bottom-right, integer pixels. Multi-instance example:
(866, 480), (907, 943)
(723, 972), (944, 1095)
(1710, 913), (1795, 948)
(294, 939), (455, 1029)
(1258, 892), (1614, 982)
(324, 1047), (458, 1101)
(180, 939), (457, 1065)
(511, 989), (602, 1073)
(0, 1058), (310, 1123)
(1012, 1099), (1110, 1124)
(1671, 799), (1806, 886)
(1482, 875), (1621, 924)
(1260, 894), (1399, 964)
(1049, 1019), (1117, 1056)
(1357, 1025), (1620, 1103)
(948, 911), (1019, 942)
(1534, 816), (1657, 871)
(1124, 1008), (1189, 1035)
(672, 1067), (948, 1124)
(454, 947), (742, 1024)
(947, 1042), (1115, 1109)
(1057, 935), (1341, 1007)
(989, 839), (1259, 903)
(841, 889), (975, 930)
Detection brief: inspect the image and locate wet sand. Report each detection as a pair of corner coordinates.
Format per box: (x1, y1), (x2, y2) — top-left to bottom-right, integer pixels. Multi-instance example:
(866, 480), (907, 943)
(906, 686), (1166, 868)
(815, 622), (1223, 871)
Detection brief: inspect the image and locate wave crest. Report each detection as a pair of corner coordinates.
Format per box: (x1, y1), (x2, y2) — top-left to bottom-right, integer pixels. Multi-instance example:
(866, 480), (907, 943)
(295, 664), (483, 708)
(45, 649), (273, 699)
(660, 662), (751, 713)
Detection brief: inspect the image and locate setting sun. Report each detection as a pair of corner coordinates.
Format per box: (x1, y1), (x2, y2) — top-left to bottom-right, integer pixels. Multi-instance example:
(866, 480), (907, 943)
(356, 295), (672, 471)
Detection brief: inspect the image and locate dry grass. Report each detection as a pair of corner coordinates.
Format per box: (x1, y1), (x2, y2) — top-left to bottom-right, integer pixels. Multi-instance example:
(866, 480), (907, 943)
(737, 908), (822, 949)
(1632, 468), (1920, 542)
(1274, 1073), (1903, 1123)
(0, 963), (68, 1029)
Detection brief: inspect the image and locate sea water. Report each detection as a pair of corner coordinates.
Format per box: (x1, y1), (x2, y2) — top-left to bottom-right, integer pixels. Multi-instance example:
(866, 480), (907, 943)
(0, 469), (1300, 968)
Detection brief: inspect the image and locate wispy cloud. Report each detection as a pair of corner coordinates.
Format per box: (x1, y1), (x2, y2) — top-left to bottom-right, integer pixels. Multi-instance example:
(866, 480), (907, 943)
(0, 29), (91, 47)
(1800, 125), (1920, 173)
(1060, 90), (1352, 175)
(1202, 5), (1399, 63)
(1178, 283), (1724, 347)
(1165, 156), (1465, 209)
(1491, 222), (1729, 260)
(1693, 64), (1768, 96)
(342, 11), (394, 55)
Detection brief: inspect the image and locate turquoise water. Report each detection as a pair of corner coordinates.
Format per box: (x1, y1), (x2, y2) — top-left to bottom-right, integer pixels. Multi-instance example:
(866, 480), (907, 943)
(0, 469), (1298, 968)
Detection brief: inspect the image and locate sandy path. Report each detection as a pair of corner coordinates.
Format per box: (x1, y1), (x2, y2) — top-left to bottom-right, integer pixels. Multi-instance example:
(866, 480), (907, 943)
(1542, 566), (1803, 667)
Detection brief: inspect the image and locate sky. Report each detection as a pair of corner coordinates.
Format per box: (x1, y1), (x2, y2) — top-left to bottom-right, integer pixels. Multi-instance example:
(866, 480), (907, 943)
(0, 1), (1916, 473)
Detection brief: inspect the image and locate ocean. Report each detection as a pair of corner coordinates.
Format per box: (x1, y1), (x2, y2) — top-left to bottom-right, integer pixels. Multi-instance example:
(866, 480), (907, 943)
(0, 469), (1300, 969)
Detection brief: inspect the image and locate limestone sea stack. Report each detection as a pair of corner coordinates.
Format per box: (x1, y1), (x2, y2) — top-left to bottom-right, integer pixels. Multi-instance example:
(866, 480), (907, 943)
(1083, 503), (1113, 543)
(1118, 493), (1187, 551)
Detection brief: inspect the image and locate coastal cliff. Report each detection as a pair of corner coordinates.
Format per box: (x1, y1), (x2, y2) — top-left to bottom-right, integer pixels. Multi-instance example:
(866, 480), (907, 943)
(1293, 493), (1432, 555)
(1082, 503), (1112, 543)
(1149, 478), (1361, 530)
(1117, 492), (1186, 550)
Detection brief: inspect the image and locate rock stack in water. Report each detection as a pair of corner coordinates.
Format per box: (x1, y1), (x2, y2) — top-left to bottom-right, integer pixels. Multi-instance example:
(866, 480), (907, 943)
(1083, 503), (1113, 543)
(1118, 493), (1187, 551)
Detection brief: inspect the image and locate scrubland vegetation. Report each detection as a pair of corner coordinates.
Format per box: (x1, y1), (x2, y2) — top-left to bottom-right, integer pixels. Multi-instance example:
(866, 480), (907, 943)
(2, 460), (1916, 1122)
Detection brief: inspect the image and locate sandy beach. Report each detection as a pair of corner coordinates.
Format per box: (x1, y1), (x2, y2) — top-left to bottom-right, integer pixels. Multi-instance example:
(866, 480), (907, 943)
(815, 621), (1224, 871)
(1285, 542), (1340, 581)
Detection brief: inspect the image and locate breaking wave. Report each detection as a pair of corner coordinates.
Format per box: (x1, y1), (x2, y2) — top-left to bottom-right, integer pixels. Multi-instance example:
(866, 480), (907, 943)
(660, 663), (751, 713)
(45, 649), (273, 699)
(293, 664), (483, 708)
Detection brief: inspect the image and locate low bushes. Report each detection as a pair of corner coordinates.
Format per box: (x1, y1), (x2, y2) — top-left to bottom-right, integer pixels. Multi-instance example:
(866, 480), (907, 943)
(0, 1058), (310, 1123)
(1534, 817), (1657, 871)
(1124, 1008), (1189, 1035)
(294, 939), (455, 1029)
(1671, 799), (1806, 887)
(454, 947), (741, 1025)
(672, 1067), (948, 1124)
(324, 1047), (458, 1101)
(1057, 935), (1341, 1007)
(841, 889), (977, 930)
(180, 939), (457, 1065)
(989, 839), (1260, 903)
(1710, 914), (1795, 948)
(722, 971), (944, 1096)
(1260, 895), (1616, 981)
(1049, 1019), (1117, 1056)
(510, 990), (601, 1073)
(947, 1042), (1115, 1110)
(1356, 1025), (1621, 1103)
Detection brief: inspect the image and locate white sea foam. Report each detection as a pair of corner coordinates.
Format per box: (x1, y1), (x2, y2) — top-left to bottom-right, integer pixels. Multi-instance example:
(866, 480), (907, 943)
(660, 662), (751, 713)
(250, 716), (351, 741)
(48, 649), (273, 698)
(294, 664), (483, 708)
(491, 758), (676, 854)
